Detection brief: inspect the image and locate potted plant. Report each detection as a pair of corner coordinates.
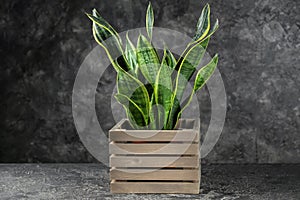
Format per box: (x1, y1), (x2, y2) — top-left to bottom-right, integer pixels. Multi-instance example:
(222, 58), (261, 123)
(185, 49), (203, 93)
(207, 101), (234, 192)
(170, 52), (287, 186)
(87, 2), (219, 194)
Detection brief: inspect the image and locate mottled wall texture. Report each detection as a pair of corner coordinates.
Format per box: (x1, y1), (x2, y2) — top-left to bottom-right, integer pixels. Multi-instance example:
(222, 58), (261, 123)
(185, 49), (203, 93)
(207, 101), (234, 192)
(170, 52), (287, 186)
(1, 0), (299, 163)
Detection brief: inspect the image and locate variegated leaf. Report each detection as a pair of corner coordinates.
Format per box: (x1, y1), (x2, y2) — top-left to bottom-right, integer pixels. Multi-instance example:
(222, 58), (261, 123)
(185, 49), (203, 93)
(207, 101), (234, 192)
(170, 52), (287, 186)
(154, 48), (174, 129)
(125, 32), (138, 75)
(116, 71), (150, 127)
(167, 37), (209, 129)
(136, 34), (160, 84)
(194, 54), (218, 91)
(86, 10), (131, 72)
(115, 93), (147, 129)
(193, 4), (210, 43)
(176, 54), (219, 122)
(146, 2), (154, 40)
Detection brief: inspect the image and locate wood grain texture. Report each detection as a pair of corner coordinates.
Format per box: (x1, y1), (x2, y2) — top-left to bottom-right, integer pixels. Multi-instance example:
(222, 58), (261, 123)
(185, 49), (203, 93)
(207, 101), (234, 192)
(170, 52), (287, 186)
(110, 169), (200, 180)
(110, 155), (199, 168)
(109, 130), (198, 142)
(110, 181), (200, 194)
(109, 143), (199, 155)
(109, 118), (200, 194)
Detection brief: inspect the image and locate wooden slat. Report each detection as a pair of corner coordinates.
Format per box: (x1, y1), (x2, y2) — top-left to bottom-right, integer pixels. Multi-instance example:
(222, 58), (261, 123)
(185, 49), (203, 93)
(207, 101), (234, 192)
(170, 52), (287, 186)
(110, 169), (199, 181)
(109, 130), (198, 142)
(110, 119), (127, 130)
(111, 181), (200, 194)
(110, 155), (199, 168)
(109, 143), (199, 155)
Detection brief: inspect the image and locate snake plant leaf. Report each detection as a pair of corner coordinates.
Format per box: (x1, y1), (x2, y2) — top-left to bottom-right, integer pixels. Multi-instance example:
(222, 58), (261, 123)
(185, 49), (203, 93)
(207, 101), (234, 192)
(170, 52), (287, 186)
(194, 54), (218, 91)
(87, 13), (122, 55)
(172, 17), (218, 82)
(176, 54), (219, 122)
(86, 11), (131, 72)
(136, 34), (160, 84)
(115, 93), (147, 128)
(195, 19), (219, 45)
(175, 37), (210, 72)
(163, 49), (177, 69)
(175, 18), (218, 73)
(147, 90), (157, 129)
(174, 37), (210, 101)
(146, 2), (154, 40)
(125, 32), (138, 75)
(167, 37), (209, 129)
(192, 4), (210, 43)
(165, 97), (181, 130)
(116, 67), (150, 128)
(154, 49), (174, 129)
(125, 106), (140, 130)
(207, 19), (219, 39)
(91, 9), (121, 41)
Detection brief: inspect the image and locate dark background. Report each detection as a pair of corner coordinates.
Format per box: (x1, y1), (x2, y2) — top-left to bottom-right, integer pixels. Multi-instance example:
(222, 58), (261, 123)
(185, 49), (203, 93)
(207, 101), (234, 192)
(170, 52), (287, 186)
(0, 0), (299, 163)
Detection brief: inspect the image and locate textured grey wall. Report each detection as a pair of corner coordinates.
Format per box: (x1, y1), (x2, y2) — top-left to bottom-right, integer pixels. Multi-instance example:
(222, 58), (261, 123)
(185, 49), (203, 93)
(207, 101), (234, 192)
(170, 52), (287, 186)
(0, 0), (299, 163)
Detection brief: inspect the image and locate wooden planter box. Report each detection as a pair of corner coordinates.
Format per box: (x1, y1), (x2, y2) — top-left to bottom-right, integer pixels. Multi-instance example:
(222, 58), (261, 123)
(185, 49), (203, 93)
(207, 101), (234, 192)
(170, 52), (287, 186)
(109, 118), (200, 194)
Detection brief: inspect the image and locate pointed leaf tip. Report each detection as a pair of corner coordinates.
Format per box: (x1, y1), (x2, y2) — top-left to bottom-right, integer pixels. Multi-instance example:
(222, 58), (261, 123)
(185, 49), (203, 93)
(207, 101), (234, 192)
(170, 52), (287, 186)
(146, 1), (154, 40)
(92, 8), (99, 16)
(193, 3), (211, 43)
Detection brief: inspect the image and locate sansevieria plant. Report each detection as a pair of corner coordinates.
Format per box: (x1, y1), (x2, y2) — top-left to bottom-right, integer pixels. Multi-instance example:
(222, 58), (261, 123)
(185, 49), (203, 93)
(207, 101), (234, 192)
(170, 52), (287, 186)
(87, 3), (219, 130)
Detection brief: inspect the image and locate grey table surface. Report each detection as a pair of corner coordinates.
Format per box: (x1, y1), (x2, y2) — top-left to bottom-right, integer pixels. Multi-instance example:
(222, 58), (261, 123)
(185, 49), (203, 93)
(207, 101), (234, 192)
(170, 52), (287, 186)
(0, 164), (299, 200)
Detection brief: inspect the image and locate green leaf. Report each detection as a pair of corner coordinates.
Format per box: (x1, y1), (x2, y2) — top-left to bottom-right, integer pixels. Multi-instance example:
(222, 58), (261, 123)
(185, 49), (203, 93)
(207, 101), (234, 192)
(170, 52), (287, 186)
(91, 9), (121, 41)
(176, 54), (219, 122)
(154, 48), (174, 129)
(125, 32), (138, 75)
(147, 89), (158, 129)
(86, 10), (131, 72)
(136, 34), (160, 84)
(193, 4), (210, 43)
(163, 49), (177, 69)
(207, 19), (219, 38)
(194, 54), (219, 91)
(175, 17), (218, 74)
(165, 97), (181, 130)
(192, 19), (219, 46)
(116, 66), (150, 128)
(174, 37), (209, 101)
(115, 93), (147, 129)
(167, 38), (209, 129)
(146, 2), (154, 40)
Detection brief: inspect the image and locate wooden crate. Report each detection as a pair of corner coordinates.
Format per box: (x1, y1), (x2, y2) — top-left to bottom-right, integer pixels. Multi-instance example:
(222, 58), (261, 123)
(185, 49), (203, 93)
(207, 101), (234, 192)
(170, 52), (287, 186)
(109, 118), (200, 194)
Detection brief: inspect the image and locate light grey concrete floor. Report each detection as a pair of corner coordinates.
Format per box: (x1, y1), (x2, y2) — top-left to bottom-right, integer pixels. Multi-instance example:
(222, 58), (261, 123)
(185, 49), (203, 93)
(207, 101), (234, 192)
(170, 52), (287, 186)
(0, 164), (299, 199)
